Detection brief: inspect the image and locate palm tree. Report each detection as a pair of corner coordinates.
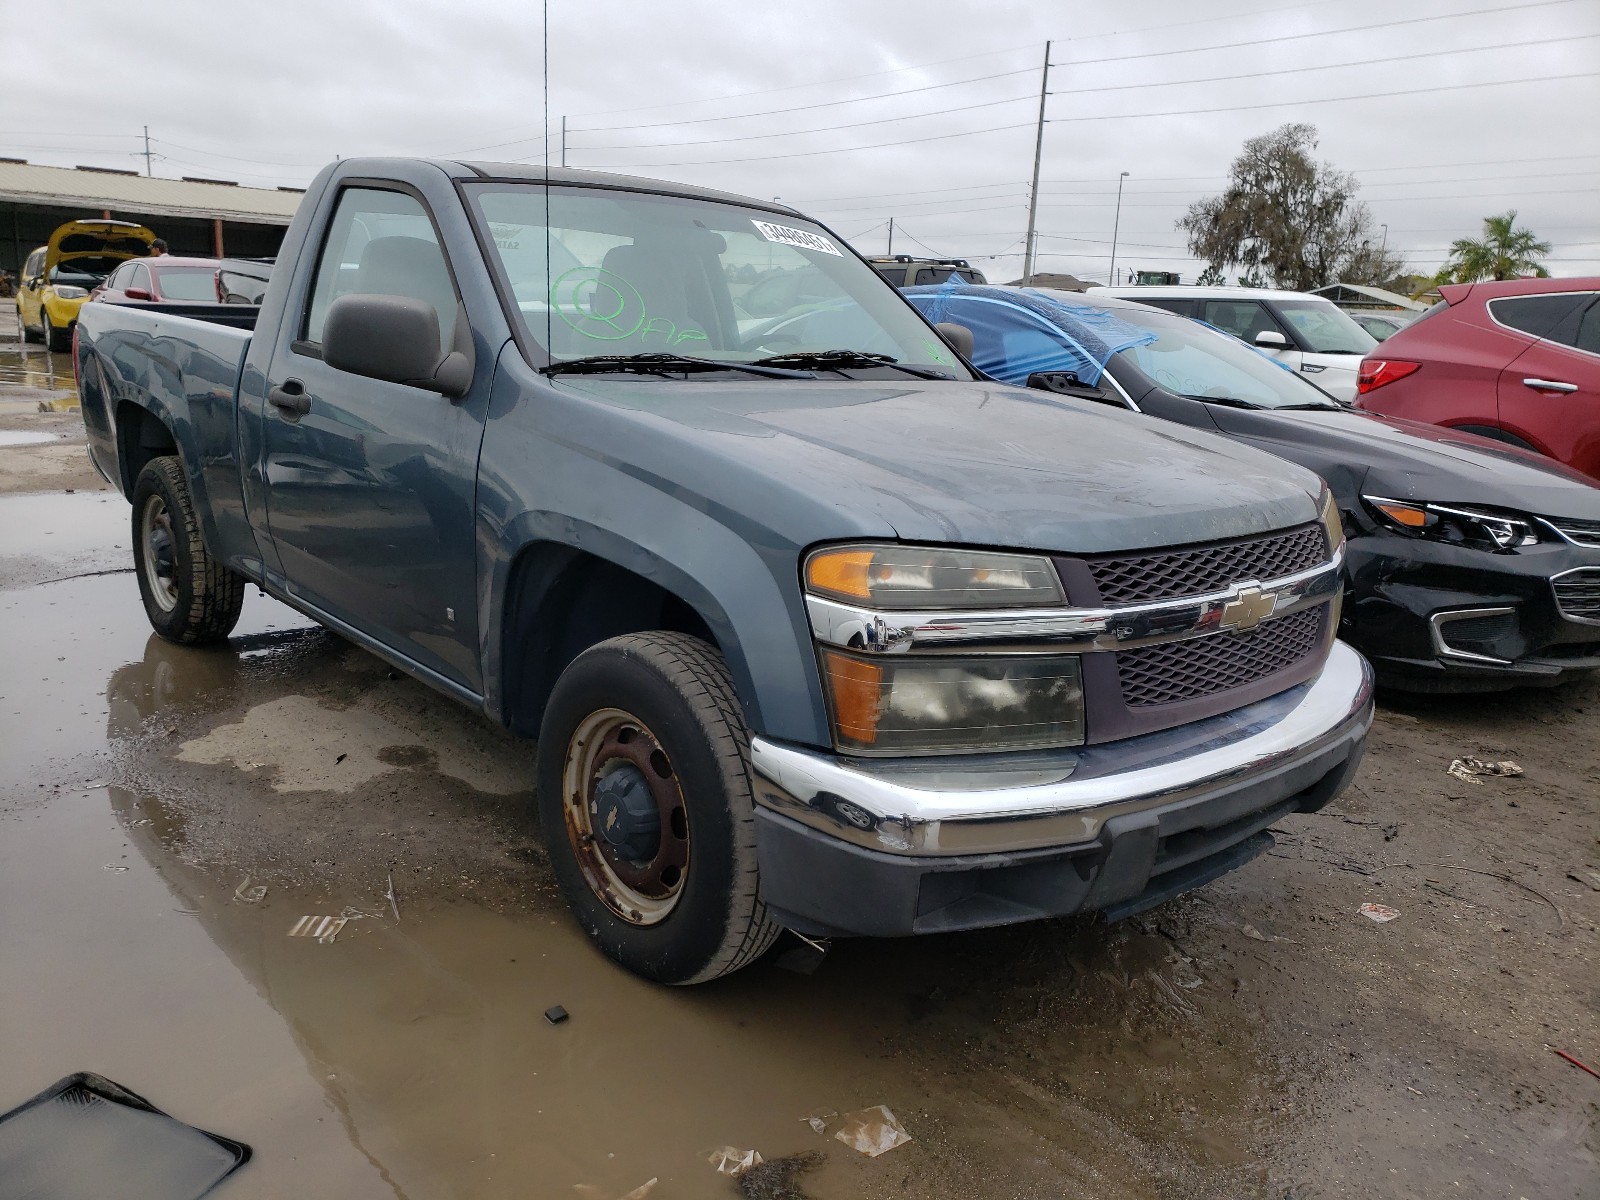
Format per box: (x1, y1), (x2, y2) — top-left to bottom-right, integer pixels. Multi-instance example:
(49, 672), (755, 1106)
(1437, 211), (1552, 283)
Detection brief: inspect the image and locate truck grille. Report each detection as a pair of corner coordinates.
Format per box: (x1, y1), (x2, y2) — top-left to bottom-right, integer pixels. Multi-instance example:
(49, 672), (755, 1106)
(1117, 607), (1324, 707)
(1547, 517), (1600, 547)
(1554, 568), (1600, 622)
(1087, 524), (1327, 606)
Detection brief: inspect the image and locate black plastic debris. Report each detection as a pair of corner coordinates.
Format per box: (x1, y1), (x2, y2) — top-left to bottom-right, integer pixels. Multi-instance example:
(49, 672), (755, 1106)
(544, 1005), (569, 1025)
(0, 1073), (250, 1200)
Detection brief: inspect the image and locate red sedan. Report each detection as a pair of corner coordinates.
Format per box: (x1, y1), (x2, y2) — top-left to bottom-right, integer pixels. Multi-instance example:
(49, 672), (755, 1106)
(1355, 277), (1600, 481)
(91, 256), (225, 305)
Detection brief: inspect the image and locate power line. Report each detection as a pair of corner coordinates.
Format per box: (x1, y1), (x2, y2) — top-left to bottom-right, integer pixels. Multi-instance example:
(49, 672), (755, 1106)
(1042, 71), (1596, 125)
(1050, 0), (1582, 71)
(559, 0), (1352, 125)
(573, 91), (1035, 152)
(572, 44), (1041, 121)
(573, 67), (1037, 134)
(1051, 33), (1596, 97)
(571, 121), (1037, 170)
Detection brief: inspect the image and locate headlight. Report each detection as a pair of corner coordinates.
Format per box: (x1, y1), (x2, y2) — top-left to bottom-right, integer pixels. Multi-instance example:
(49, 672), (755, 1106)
(1319, 489), (1344, 556)
(51, 285), (89, 299)
(1364, 496), (1538, 552)
(818, 648), (1084, 755)
(805, 544), (1063, 610)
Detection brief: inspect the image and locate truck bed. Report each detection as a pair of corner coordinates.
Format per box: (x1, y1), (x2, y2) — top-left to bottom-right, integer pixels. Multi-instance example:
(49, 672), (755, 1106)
(75, 302), (254, 519)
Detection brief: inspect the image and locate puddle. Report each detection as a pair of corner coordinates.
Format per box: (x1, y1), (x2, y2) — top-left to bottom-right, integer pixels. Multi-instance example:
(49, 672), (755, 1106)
(0, 430), (61, 447)
(0, 530), (1285, 1198)
(0, 344), (71, 392)
(0, 491), (133, 590)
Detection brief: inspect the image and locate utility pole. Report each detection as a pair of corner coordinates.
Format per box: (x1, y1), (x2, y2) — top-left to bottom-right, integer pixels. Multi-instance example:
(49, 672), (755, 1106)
(1108, 171), (1129, 286)
(1380, 223), (1389, 254)
(1021, 40), (1051, 285)
(141, 126), (154, 177)
(561, 116), (567, 168)
(887, 217), (894, 256)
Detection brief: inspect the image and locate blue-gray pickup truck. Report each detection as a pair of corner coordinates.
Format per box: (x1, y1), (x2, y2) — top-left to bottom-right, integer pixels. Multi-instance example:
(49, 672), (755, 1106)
(74, 157), (1373, 983)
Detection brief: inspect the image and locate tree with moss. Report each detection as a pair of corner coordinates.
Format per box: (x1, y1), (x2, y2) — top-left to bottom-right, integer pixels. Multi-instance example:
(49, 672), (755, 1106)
(1434, 211), (1551, 283)
(1179, 123), (1404, 291)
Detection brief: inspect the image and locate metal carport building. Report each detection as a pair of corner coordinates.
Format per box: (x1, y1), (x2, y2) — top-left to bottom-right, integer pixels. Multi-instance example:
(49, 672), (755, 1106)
(0, 159), (302, 276)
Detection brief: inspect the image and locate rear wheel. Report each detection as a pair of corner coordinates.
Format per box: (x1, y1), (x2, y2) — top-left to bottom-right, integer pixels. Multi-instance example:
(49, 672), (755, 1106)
(131, 456), (245, 644)
(19, 302), (42, 344)
(536, 632), (781, 984)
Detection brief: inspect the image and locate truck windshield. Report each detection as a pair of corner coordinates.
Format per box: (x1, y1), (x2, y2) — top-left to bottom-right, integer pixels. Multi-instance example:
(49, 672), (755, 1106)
(467, 184), (968, 378)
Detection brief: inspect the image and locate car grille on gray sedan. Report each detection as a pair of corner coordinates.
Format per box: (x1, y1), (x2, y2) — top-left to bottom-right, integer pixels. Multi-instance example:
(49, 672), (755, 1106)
(1087, 524), (1327, 606)
(1546, 517), (1600, 547)
(1117, 607), (1325, 707)
(1553, 568), (1600, 622)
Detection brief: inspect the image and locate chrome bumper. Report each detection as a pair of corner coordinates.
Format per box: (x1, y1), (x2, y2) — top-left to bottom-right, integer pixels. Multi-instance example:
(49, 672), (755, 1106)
(751, 640), (1374, 857)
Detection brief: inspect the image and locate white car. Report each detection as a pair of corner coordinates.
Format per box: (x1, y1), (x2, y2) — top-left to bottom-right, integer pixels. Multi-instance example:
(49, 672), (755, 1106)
(1102, 285), (1378, 403)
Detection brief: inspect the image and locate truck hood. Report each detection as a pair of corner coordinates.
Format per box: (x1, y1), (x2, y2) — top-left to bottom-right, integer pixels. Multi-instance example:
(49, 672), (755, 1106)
(45, 219), (155, 274)
(560, 377), (1323, 553)
(1209, 404), (1600, 522)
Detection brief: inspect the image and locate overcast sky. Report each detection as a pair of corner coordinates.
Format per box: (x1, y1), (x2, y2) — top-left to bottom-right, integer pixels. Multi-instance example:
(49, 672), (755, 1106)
(7, 0), (1597, 283)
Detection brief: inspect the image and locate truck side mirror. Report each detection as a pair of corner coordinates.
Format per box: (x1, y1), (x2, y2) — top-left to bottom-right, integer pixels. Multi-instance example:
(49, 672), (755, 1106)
(933, 321), (974, 359)
(323, 294), (472, 397)
(1254, 330), (1289, 349)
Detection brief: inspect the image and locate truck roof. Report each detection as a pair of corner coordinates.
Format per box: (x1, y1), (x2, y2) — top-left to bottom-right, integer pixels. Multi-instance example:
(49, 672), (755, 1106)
(374, 157), (807, 219)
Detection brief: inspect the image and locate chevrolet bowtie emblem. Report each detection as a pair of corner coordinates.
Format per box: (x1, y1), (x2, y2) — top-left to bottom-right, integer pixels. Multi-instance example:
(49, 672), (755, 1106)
(1219, 584), (1278, 633)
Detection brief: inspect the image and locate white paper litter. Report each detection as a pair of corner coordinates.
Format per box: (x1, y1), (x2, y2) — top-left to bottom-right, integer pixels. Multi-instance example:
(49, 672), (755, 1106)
(234, 877), (267, 904)
(834, 1105), (912, 1157)
(1448, 757), (1523, 785)
(706, 1147), (763, 1176)
(289, 914), (350, 943)
(1359, 902), (1400, 923)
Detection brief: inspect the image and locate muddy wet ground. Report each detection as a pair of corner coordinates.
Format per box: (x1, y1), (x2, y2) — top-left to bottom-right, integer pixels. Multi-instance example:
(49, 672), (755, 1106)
(1, 311), (1597, 1198)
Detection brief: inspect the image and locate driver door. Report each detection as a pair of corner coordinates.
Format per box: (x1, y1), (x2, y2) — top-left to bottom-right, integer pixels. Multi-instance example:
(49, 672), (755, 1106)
(260, 183), (489, 692)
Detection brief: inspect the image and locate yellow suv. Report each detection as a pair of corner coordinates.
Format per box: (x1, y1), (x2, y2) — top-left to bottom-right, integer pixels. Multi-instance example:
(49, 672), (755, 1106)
(17, 219), (155, 351)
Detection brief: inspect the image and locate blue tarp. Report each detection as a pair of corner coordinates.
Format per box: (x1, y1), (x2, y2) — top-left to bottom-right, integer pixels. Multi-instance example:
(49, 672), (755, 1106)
(905, 280), (1156, 386)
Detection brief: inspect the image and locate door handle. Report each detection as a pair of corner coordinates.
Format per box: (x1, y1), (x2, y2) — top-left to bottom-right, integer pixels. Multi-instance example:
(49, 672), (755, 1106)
(1523, 378), (1578, 394)
(268, 379), (311, 416)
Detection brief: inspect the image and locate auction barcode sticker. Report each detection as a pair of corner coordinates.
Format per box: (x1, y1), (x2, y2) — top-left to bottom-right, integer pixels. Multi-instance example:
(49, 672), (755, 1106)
(751, 220), (842, 256)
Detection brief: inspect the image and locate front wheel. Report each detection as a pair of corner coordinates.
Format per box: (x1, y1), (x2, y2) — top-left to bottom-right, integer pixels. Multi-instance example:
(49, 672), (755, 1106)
(131, 456), (245, 644)
(536, 632), (781, 984)
(43, 315), (71, 352)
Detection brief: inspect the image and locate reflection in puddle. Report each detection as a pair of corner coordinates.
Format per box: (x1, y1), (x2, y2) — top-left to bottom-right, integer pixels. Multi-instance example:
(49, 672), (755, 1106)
(0, 344), (70, 391)
(0, 430), (62, 447)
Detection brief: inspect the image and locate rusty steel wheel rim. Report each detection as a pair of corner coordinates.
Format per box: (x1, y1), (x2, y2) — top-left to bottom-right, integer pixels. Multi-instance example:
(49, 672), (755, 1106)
(562, 707), (690, 926)
(140, 493), (179, 613)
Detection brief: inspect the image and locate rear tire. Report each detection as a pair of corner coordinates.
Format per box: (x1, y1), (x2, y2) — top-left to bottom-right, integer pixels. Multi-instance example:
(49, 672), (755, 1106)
(536, 632), (781, 984)
(20, 305), (43, 344)
(131, 456), (245, 644)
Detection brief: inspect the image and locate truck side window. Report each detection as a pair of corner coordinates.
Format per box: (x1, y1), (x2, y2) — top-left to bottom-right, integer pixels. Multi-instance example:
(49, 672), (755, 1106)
(303, 187), (457, 348)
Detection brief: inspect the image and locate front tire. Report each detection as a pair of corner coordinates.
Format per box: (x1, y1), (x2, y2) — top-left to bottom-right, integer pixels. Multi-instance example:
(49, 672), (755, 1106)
(131, 456), (245, 644)
(43, 314), (71, 352)
(536, 632), (781, 984)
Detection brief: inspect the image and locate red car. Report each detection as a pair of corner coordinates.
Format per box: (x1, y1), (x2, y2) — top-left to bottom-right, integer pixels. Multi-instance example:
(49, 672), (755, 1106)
(90, 256), (225, 306)
(1355, 277), (1600, 482)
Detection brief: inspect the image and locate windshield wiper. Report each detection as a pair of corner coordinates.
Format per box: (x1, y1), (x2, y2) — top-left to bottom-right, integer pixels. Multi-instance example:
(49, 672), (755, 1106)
(1274, 401), (1341, 411)
(543, 352), (814, 380)
(1183, 394), (1266, 409)
(751, 350), (953, 380)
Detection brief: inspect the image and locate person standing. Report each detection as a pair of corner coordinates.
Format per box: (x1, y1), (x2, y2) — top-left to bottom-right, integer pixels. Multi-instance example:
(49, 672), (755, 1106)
(149, 239), (168, 257)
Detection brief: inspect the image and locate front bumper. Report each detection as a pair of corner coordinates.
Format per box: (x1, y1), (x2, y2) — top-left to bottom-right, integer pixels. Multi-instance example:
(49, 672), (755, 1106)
(749, 640), (1373, 937)
(1345, 534), (1600, 691)
(42, 294), (88, 329)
